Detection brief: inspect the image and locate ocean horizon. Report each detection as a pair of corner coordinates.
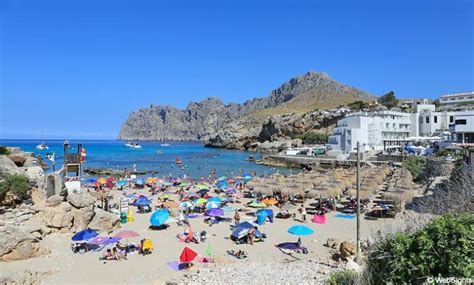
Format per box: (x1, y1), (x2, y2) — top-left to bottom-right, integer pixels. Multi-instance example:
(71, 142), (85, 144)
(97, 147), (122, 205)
(0, 139), (292, 179)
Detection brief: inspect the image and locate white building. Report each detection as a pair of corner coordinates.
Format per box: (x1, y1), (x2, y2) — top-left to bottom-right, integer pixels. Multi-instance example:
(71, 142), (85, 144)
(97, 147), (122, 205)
(440, 92), (474, 106)
(327, 110), (411, 157)
(452, 110), (474, 144)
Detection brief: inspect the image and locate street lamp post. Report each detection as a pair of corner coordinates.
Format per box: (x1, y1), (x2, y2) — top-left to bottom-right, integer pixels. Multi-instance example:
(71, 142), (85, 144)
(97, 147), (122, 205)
(356, 141), (361, 258)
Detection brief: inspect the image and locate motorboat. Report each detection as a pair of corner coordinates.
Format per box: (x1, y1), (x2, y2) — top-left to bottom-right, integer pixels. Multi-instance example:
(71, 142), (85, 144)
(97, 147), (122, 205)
(125, 142), (142, 149)
(175, 158), (183, 165)
(160, 143), (171, 147)
(36, 143), (49, 150)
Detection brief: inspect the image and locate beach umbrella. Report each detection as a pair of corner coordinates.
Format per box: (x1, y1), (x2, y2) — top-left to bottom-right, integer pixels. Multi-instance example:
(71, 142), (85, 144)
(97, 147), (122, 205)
(107, 177), (116, 182)
(180, 247), (198, 263)
(126, 193), (137, 199)
(72, 229), (98, 241)
(235, 221), (255, 230)
(197, 184), (209, 190)
(261, 198), (278, 206)
(135, 178), (145, 185)
(134, 196), (151, 206)
(207, 197), (222, 203)
(162, 181), (173, 186)
(205, 201), (220, 209)
(193, 198), (207, 205)
(227, 178), (235, 184)
(249, 201), (267, 208)
(105, 181), (114, 188)
(204, 208), (224, 217)
(288, 225), (314, 236)
(97, 177), (107, 185)
(116, 180), (128, 186)
(86, 178), (97, 184)
(243, 175), (252, 181)
(146, 177), (158, 184)
(149, 209), (170, 226)
(114, 230), (140, 239)
(196, 189), (209, 196)
(217, 176), (227, 181)
(180, 201), (193, 209)
(163, 201), (180, 209)
(158, 194), (171, 201)
(225, 188), (236, 195)
(257, 209), (274, 225)
(178, 182), (189, 188)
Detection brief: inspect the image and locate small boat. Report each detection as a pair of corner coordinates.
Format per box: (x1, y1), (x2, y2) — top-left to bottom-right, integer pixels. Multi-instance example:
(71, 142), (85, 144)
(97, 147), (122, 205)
(157, 150), (164, 154)
(175, 158), (183, 165)
(160, 143), (171, 147)
(36, 143), (49, 150)
(125, 142), (142, 149)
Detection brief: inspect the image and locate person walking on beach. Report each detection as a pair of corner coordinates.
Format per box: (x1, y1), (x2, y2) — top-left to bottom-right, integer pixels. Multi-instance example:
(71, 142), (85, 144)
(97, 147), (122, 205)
(234, 211), (240, 226)
(300, 205), (307, 223)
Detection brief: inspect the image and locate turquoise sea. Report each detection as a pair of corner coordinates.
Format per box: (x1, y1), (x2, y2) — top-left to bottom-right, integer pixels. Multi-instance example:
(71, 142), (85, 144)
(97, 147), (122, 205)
(0, 140), (291, 179)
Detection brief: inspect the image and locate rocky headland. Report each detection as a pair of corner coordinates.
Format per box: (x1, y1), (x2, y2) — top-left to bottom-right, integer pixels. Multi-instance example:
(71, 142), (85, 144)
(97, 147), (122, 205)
(118, 71), (374, 150)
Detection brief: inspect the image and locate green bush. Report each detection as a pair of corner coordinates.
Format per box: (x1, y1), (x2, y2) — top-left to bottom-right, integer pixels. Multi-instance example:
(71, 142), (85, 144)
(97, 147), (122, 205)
(326, 269), (358, 285)
(403, 156), (426, 180)
(347, 101), (369, 110)
(0, 174), (30, 198)
(377, 91), (399, 109)
(0, 146), (11, 155)
(297, 133), (329, 144)
(365, 214), (474, 284)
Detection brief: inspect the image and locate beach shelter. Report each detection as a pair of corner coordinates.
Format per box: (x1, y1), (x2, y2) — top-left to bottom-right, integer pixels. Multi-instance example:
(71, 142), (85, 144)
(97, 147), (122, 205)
(134, 196), (151, 206)
(256, 209), (274, 225)
(193, 198), (207, 205)
(205, 201), (220, 209)
(249, 201), (267, 208)
(261, 198), (278, 206)
(288, 225), (314, 236)
(207, 197), (222, 203)
(235, 221), (255, 230)
(149, 209), (170, 226)
(97, 177), (107, 185)
(180, 247), (198, 263)
(72, 229), (98, 241)
(204, 208), (224, 217)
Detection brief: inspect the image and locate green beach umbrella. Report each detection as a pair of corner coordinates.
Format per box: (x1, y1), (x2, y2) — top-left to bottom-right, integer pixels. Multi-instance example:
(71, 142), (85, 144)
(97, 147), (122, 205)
(178, 182), (189, 188)
(249, 201), (267, 208)
(197, 184), (209, 190)
(193, 198), (207, 205)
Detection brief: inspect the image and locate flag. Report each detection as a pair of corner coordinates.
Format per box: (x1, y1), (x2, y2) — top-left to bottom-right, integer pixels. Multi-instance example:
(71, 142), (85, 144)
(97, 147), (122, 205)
(46, 152), (55, 163)
(206, 243), (212, 257)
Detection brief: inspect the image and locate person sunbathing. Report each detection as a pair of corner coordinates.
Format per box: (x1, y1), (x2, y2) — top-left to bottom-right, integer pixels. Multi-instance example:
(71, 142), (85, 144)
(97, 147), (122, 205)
(228, 249), (247, 259)
(101, 249), (114, 260)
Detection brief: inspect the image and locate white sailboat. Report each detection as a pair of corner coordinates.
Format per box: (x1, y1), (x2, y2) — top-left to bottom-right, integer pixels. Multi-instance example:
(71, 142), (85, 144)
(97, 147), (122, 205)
(36, 130), (49, 150)
(124, 142), (142, 149)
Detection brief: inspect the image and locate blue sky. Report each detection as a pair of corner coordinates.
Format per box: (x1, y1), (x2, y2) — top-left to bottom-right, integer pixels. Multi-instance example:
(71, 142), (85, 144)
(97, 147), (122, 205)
(1, 0), (472, 139)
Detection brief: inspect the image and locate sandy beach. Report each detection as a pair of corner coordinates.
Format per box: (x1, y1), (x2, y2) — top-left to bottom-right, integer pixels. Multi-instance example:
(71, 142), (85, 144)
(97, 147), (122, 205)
(0, 169), (416, 285)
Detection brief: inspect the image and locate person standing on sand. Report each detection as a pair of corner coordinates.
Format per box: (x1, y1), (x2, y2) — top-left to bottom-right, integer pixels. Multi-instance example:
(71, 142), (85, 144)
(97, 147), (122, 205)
(234, 211), (240, 226)
(300, 205), (307, 223)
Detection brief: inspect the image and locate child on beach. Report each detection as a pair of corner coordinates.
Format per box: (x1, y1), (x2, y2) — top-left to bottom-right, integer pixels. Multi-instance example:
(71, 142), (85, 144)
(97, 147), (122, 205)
(300, 205), (307, 223)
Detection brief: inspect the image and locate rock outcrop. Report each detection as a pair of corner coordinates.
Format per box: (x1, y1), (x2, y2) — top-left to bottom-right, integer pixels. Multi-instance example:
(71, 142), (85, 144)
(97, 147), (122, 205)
(0, 224), (50, 261)
(118, 71), (374, 141)
(87, 209), (120, 233)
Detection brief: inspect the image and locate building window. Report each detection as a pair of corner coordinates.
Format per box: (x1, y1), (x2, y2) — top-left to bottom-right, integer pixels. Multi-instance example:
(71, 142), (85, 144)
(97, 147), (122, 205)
(426, 117), (430, 124)
(434, 116), (437, 123)
(450, 116), (454, 123)
(455, 119), (467, 125)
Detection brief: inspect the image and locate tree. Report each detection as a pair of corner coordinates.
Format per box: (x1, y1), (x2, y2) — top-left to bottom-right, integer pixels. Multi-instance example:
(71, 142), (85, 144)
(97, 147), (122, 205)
(377, 91), (399, 109)
(348, 101), (369, 110)
(0, 174), (30, 200)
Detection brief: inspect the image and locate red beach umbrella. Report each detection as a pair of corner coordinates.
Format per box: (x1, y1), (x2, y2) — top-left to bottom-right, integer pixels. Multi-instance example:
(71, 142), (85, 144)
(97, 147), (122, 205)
(180, 247), (197, 263)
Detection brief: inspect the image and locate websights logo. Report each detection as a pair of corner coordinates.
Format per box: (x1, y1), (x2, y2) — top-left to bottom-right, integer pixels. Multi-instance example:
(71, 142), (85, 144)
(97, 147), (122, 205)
(426, 277), (473, 284)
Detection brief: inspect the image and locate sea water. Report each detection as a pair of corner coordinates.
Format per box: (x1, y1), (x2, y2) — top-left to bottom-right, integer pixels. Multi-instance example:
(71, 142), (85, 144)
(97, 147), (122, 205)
(0, 140), (292, 178)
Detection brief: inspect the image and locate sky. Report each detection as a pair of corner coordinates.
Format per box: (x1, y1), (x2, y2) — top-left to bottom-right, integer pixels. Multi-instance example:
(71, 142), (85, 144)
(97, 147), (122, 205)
(0, 0), (472, 139)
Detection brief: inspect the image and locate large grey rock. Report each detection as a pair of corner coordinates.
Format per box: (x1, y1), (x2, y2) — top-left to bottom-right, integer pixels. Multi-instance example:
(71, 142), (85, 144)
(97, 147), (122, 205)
(19, 166), (45, 182)
(0, 225), (50, 261)
(0, 155), (20, 175)
(87, 209), (120, 233)
(118, 71), (373, 141)
(43, 207), (74, 229)
(67, 192), (95, 209)
(45, 195), (63, 207)
(71, 205), (95, 230)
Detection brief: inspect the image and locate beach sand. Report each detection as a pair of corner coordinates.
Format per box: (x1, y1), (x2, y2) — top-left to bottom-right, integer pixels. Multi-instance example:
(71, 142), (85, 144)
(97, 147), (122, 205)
(0, 186), (412, 285)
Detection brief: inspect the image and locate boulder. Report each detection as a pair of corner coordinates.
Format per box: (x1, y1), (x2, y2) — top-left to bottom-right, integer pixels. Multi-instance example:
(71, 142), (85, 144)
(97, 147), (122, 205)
(45, 195), (63, 207)
(339, 240), (357, 260)
(43, 208), (73, 229)
(0, 270), (53, 285)
(87, 209), (120, 233)
(325, 238), (340, 249)
(67, 192), (95, 209)
(0, 155), (20, 175)
(8, 155), (26, 167)
(0, 225), (50, 261)
(19, 166), (45, 183)
(71, 205), (95, 230)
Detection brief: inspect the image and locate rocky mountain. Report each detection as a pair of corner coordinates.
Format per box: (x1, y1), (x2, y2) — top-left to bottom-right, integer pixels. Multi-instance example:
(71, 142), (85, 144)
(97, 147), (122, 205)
(118, 71), (374, 141)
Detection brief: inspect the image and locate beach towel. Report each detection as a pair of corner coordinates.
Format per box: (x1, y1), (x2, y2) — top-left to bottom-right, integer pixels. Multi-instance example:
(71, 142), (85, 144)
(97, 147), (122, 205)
(312, 214), (327, 224)
(167, 261), (182, 271)
(185, 214), (201, 219)
(335, 214), (356, 219)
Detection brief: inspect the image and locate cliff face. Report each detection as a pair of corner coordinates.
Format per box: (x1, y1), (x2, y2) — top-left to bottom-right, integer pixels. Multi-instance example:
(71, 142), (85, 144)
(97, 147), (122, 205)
(118, 71), (374, 141)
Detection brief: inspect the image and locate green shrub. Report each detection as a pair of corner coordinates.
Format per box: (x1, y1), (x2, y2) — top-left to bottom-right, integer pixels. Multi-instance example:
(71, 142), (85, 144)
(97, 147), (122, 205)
(0, 146), (11, 155)
(365, 214), (474, 284)
(377, 91), (399, 109)
(326, 269), (358, 285)
(403, 156), (426, 180)
(297, 133), (329, 144)
(347, 101), (369, 110)
(0, 174), (30, 198)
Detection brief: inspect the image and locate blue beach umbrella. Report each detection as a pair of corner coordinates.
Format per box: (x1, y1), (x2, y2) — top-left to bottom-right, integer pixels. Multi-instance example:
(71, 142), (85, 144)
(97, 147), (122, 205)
(86, 178), (97, 184)
(257, 209), (274, 225)
(71, 229), (98, 241)
(206, 201), (220, 209)
(149, 209), (170, 226)
(135, 178), (145, 185)
(234, 221), (255, 230)
(134, 196), (151, 206)
(117, 180), (128, 186)
(180, 201), (193, 209)
(287, 225), (314, 236)
(207, 197), (222, 203)
(217, 176), (227, 181)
